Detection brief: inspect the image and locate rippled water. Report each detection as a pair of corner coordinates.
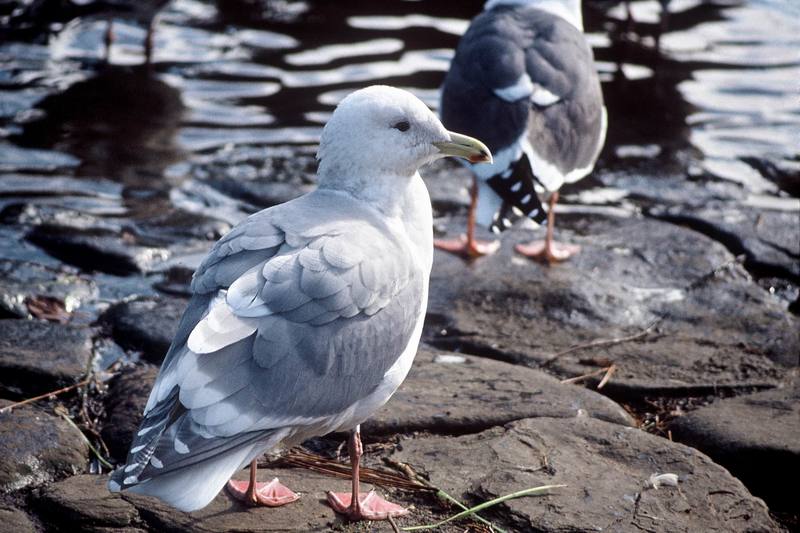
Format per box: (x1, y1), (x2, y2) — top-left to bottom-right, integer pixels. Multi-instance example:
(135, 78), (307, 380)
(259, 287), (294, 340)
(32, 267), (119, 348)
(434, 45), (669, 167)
(0, 0), (798, 313)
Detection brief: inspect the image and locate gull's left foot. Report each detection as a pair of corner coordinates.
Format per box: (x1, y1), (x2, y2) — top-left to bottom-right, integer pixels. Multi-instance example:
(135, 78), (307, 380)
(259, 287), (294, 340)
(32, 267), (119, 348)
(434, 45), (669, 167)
(327, 489), (409, 521)
(515, 240), (581, 263)
(227, 477), (299, 507)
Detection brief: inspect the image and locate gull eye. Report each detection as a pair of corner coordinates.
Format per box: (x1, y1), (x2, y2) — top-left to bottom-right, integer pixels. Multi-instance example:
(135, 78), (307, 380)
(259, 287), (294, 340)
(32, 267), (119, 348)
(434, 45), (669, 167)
(392, 120), (410, 132)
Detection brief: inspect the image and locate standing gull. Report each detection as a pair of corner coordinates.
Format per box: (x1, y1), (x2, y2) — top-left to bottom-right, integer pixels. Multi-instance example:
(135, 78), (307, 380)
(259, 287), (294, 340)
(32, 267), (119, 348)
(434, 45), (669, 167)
(437, 0), (607, 262)
(108, 85), (491, 521)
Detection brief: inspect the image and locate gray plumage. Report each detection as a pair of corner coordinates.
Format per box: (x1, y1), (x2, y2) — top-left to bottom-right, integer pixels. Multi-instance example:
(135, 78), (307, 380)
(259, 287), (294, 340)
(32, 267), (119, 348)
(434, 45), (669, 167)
(441, 0), (606, 228)
(110, 189), (424, 510)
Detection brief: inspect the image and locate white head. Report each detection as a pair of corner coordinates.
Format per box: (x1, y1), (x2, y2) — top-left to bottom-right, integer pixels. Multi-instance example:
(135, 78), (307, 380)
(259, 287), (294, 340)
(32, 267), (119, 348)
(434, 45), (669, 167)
(485, 0), (584, 31)
(317, 86), (491, 193)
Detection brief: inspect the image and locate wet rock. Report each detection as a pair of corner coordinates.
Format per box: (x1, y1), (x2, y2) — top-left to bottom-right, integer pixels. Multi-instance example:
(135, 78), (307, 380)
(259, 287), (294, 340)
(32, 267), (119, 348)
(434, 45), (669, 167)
(651, 202), (800, 283)
(102, 366), (159, 462)
(670, 380), (800, 513)
(365, 347), (634, 436)
(26, 224), (169, 276)
(0, 259), (97, 319)
(421, 159), (472, 215)
(36, 474), (142, 531)
(0, 319), (93, 398)
(0, 401), (88, 493)
(427, 216), (798, 397)
(390, 416), (779, 532)
(100, 296), (187, 363)
(0, 505), (38, 533)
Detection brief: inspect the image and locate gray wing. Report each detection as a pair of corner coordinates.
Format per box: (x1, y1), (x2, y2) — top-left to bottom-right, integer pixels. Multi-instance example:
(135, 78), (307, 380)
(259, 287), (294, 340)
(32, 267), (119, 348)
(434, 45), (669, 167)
(441, 5), (606, 188)
(112, 191), (424, 498)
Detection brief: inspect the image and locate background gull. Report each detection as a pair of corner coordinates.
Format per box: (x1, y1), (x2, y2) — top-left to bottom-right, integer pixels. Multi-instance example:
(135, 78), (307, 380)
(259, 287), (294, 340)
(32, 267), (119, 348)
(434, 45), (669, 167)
(437, 0), (607, 262)
(107, 85), (491, 521)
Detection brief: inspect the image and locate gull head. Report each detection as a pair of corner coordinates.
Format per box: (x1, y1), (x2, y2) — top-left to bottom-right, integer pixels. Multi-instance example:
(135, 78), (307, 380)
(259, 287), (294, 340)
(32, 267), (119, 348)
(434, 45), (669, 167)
(317, 85), (491, 181)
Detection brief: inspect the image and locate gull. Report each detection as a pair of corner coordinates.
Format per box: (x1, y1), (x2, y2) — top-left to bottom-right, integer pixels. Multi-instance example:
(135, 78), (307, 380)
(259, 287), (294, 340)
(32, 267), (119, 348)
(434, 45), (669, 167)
(437, 0), (607, 262)
(107, 85), (491, 521)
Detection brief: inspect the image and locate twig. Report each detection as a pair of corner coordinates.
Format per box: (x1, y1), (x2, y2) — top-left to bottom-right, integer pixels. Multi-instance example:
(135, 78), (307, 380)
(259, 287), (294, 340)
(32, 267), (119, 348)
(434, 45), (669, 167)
(388, 515), (401, 533)
(561, 367), (611, 385)
(541, 318), (661, 367)
(54, 405), (114, 470)
(597, 364), (617, 389)
(0, 378), (92, 414)
(402, 485), (567, 531)
(383, 458), (507, 533)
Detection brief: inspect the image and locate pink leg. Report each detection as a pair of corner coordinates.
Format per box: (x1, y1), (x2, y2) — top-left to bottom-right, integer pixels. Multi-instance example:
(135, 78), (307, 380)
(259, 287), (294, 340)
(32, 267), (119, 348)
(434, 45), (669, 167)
(435, 177), (499, 259)
(104, 20), (113, 62)
(327, 426), (408, 521)
(144, 21), (154, 65)
(515, 192), (580, 264)
(227, 459), (299, 507)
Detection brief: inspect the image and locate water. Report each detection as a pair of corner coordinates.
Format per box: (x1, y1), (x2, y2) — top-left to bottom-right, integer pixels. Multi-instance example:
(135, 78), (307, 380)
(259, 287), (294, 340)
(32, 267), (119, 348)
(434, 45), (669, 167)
(0, 0), (798, 314)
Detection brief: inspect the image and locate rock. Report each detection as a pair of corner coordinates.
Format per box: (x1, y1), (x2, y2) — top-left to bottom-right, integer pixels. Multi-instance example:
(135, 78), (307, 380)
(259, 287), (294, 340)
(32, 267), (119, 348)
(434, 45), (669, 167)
(124, 469), (362, 532)
(0, 259), (97, 320)
(26, 224), (169, 276)
(102, 366), (159, 462)
(427, 216), (798, 397)
(670, 380), (800, 513)
(420, 159), (472, 216)
(100, 296), (187, 363)
(0, 504), (38, 533)
(365, 347), (633, 436)
(32, 471), (383, 532)
(0, 319), (93, 398)
(0, 401), (88, 493)
(36, 474), (141, 531)
(390, 416), (779, 532)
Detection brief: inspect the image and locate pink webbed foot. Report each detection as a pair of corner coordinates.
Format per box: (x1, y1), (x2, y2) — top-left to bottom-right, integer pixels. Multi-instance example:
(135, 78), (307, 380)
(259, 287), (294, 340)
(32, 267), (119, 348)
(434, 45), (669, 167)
(515, 240), (581, 263)
(434, 235), (500, 259)
(327, 489), (409, 521)
(227, 477), (299, 507)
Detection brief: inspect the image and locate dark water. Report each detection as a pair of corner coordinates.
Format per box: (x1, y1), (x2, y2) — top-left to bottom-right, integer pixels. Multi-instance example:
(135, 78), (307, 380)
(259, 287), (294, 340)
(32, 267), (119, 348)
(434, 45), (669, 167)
(0, 0), (798, 320)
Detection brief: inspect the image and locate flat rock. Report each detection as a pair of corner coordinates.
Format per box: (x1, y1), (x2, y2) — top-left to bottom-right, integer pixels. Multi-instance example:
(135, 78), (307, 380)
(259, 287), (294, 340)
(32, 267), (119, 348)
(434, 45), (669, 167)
(0, 504), (38, 533)
(26, 224), (169, 276)
(365, 347), (633, 436)
(100, 296), (187, 363)
(670, 380), (800, 513)
(0, 401), (88, 493)
(34, 471), (388, 532)
(390, 416), (779, 532)
(0, 319), (93, 398)
(427, 216), (798, 397)
(102, 366), (159, 462)
(0, 258), (97, 319)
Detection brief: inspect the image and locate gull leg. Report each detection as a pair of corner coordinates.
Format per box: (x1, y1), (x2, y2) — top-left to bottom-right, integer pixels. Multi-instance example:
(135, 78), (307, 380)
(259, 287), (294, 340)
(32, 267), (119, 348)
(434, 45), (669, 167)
(104, 20), (114, 62)
(515, 191), (580, 264)
(226, 459), (299, 507)
(327, 426), (408, 521)
(144, 20), (155, 65)
(434, 177), (500, 258)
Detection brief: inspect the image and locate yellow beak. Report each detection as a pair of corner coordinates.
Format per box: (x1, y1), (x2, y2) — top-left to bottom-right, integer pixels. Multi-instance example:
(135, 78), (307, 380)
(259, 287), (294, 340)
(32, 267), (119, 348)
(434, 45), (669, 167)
(434, 131), (493, 164)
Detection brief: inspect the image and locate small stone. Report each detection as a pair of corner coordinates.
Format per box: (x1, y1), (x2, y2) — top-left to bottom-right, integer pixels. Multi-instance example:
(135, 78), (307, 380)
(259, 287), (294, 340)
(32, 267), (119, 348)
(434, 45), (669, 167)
(670, 380), (800, 513)
(0, 401), (88, 493)
(0, 259), (96, 320)
(0, 319), (93, 398)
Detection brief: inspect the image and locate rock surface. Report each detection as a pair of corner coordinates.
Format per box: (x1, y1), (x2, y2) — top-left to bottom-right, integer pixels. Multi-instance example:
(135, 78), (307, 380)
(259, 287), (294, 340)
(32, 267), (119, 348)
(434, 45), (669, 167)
(0, 319), (93, 398)
(391, 416), (780, 532)
(670, 379), (800, 513)
(0, 259), (96, 320)
(102, 366), (159, 462)
(0, 401), (88, 493)
(427, 216), (798, 397)
(100, 296), (188, 363)
(0, 504), (38, 533)
(365, 347), (634, 435)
